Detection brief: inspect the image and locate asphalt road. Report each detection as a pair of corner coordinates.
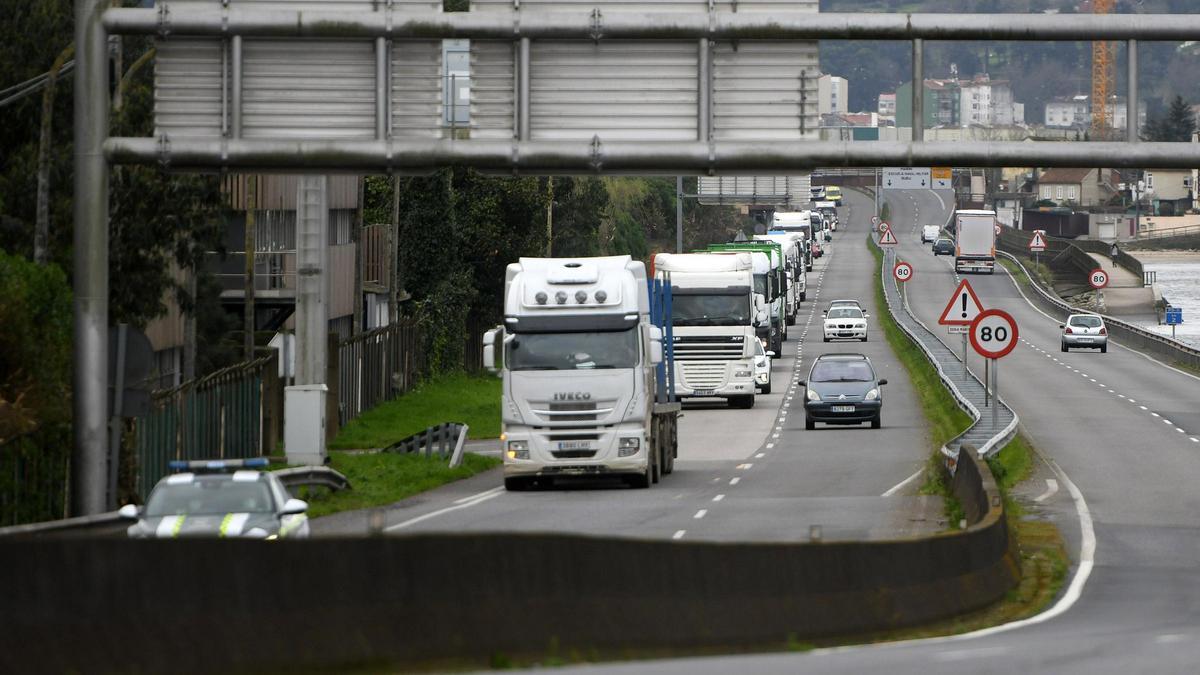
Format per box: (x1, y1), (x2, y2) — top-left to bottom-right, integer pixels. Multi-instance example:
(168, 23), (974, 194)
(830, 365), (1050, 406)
(571, 189), (1200, 673)
(313, 210), (943, 543)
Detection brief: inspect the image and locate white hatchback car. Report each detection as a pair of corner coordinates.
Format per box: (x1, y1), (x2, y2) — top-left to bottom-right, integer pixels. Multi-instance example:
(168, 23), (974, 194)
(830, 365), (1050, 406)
(753, 339), (775, 394)
(1061, 314), (1108, 353)
(824, 306), (869, 342)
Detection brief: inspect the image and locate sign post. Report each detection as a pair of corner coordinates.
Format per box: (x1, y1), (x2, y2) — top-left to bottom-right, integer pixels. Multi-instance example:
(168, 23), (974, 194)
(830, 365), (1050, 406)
(1166, 306), (1183, 340)
(893, 261), (914, 283)
(1029, 230), (1047, 270)
(970, 309), (1019, 430)
(938, 279), (986, 376)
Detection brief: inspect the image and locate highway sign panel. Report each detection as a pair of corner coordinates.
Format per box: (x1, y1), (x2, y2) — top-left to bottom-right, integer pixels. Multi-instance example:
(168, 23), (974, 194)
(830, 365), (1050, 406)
(883, 167), (931, 190)
(1166, 307), (1184, 325)
(879, 226), (899, 246)
(970, 309), (1019, 359)
(1089, 268), (1110, 290)
(938, 279), (986, 326)
(931, 167), (952, 189)
(1029, 231), (1047, 252)
(893, 261), (914, 282)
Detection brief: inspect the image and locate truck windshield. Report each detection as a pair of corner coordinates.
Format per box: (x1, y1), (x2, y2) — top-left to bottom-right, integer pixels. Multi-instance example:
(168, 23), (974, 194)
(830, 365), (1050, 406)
(507, 328), (639, 371)
(671, 294), (750, 326)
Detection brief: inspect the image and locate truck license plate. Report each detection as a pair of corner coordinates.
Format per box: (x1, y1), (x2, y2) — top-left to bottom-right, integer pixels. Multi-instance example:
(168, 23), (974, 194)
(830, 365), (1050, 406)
(557, 441), (593, 451)
(832, 405), (855, 413)
(692, 389), (715, 397)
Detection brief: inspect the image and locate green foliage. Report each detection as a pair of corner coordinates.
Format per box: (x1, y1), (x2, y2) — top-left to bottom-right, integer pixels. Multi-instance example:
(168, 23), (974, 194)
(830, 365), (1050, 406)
(330, 373), (502, 450)
(551, 177), (608, 257)
(607, 210), (650, 259)
(1142, 95), (1196, 142)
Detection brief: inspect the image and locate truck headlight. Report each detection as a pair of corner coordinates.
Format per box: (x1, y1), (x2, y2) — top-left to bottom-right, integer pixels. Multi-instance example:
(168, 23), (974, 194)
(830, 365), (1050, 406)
(618, 437), (641, 457)
(806, 389), (821, 402)
(506, 440), (529, 460)
(865, 388), (880, 401)
(735, 370), (752, 379)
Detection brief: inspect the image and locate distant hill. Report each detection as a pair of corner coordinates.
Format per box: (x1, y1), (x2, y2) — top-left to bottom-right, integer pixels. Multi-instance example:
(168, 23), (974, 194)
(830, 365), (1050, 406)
(818, 0), (1200, 123)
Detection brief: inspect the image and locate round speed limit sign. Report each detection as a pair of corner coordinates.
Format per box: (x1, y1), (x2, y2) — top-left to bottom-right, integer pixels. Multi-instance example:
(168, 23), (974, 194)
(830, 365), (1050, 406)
(1089, 268), (1110, 290)
(872, 215), (881, 226)
(893, 261), (914, 283)
(879, 220), (891, 233)
(969, 309), (1019, 359)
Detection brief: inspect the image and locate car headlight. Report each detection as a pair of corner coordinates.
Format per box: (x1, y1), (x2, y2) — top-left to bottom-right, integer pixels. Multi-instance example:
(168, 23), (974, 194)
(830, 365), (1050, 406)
(735, 370), (752, 378)
(244, 527), (270, 539)
(506, 440), (529, 460)
(865, 388), (880, 401)
(618, 437), (640, 457)
(806, 389), (821, 402)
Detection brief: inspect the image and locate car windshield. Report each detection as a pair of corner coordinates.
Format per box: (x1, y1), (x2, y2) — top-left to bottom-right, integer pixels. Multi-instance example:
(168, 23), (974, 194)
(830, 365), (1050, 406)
(811, 360), (875, 383)
(936, 239), (952, 245)
(827, 308), (863, 319)
(146, 478), (275, 517)
(670, 293), (750, 327)
(507, 328), (639, 370)
(1070, 316), (1103, 328)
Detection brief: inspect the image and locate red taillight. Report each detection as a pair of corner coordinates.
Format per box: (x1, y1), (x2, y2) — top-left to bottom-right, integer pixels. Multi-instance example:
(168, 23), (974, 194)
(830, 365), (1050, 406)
(1065, 327), (1073, 334)
(1099, 327), (1107, 335)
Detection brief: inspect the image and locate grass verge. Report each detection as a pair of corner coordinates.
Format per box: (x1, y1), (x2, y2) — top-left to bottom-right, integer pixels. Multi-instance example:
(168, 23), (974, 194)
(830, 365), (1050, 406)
(330, 373), (501, 450)
(294, 451), (501, 519)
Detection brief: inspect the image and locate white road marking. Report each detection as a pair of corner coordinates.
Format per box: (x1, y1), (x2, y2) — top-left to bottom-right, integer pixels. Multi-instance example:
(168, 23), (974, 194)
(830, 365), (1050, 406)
(1192, 438), (1199, 443)
(1155, 634), (1189, 644)
(1151, 412), (1160, 417)
(386, 489), (505, 532)
(736, 463), (754, 470)
(672, 530), (686, 540)
(1177, 428), (1186, 433)
(693, 509), (708, 519)
(1034, 478), (1059, 503)
(755, 453), (765, 459)
(712, 494), (725, 502)
(729, 477), (741, 485)
(766, 443), (775, 449)
(1141, 406), (1149, 410)
(881, 468), (924, 497)
(452, 486), (505, 505)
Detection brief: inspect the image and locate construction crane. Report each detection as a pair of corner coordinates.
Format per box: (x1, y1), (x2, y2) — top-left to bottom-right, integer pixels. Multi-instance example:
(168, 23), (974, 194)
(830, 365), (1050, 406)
(1091, 0), (1116, 139)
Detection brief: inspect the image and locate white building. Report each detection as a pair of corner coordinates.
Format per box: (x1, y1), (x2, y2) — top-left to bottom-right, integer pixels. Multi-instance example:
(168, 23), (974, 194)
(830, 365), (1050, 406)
(959, 76), (1022, 127)
(818, 74), (849, 116)
(877, 93), (896, 121)
(1044, 95), (1145, 130)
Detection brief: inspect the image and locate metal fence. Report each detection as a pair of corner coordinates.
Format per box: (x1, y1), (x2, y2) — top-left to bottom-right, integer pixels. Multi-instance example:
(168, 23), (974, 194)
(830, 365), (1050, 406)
(0, 426), (71, 527)
(336, 320), (427, 427)
(132, 353), (283, 499)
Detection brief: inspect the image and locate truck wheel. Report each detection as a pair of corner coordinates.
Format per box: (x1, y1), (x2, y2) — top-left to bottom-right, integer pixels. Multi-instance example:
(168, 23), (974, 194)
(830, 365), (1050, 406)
(730, 394), (754, 409)
(504, 476), (532, 492)
(627, 462), (652, 489)
(800, 292), (806, 301)
(651, 439), (661, 484)
(787, 314), (796, 326)
(761, 379), (772, 395)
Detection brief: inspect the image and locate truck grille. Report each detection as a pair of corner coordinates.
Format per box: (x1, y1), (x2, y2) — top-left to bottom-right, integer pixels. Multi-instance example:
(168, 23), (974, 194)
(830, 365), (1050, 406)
(530, 401), (615, 423)
(681, 363), (729, 390)
(673, 336), (744, 362)
(552, 450), (598, 459)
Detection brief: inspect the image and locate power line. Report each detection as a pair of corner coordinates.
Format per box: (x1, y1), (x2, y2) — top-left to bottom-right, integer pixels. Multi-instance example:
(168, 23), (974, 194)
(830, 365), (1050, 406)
(0, 60), (76, 109)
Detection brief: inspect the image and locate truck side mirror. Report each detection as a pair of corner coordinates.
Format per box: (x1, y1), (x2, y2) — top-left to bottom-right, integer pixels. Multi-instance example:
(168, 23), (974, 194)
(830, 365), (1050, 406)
(482, 327), (501, 373)
(754, 295), (766, 311)
(646, 325), (664, 365)
(756, 310), (768, 324)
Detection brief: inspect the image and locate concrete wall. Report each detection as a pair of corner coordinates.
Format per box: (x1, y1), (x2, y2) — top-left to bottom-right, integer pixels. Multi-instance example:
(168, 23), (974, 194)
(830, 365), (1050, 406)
(0, 454), (1016, 674)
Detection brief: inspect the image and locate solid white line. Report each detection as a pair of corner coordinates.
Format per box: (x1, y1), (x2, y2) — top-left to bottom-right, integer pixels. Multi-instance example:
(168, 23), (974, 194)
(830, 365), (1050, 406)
(386, 490), (505, 532)
(693, 509), (707, 519)
(672, 530), (686, 540)
(713, 494), (725, 502)
(755, 452), (766, 459)
(1034, 478), (1059, 503)
(881, 468), (924, 497)
(452, 486), (505, 505)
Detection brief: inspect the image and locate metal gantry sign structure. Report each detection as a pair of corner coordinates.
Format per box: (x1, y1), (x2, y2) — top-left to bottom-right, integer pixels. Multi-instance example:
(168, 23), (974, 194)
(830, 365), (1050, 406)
(70, 0), (1200, 513)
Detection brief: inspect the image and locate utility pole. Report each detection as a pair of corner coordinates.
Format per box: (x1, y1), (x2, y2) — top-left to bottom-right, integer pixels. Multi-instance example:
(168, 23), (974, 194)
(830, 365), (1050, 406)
(389, 175), (401, 323)
(546, 176), (554, 256)
(243, 177), (256, 360)
(35, 45), (74, 266)
(676, 176), (684, 253)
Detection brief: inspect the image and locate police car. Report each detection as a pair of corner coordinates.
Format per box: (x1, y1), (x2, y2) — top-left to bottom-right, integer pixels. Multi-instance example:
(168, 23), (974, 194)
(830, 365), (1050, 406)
(119, 458), (310, 539)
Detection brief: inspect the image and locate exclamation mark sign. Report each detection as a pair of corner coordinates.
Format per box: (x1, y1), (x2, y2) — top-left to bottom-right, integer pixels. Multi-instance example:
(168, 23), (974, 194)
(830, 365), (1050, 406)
(961, 294), (968, 319)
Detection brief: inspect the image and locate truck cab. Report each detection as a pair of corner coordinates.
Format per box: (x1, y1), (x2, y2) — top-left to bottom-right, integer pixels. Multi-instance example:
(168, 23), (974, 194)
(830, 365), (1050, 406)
(485, 256), (680, 490)
(754, 233), (807, 324)
(771, 211), (816, 271)
(707, 242), (788, 354)
(652, 252), (760, 409)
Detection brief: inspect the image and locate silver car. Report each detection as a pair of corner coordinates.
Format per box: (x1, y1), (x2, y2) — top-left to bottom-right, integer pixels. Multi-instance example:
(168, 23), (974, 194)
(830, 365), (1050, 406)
(120, 458), (310, 539)
(1061, 314), (1108, 353)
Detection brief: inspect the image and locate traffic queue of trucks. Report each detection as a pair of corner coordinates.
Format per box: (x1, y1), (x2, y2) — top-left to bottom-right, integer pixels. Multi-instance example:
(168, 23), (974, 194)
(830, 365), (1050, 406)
(484, 210), (825, 489)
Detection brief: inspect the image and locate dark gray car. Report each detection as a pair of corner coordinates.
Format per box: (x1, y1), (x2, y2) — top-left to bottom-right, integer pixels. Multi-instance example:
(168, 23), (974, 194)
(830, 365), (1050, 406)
(800, 354), (887, 429)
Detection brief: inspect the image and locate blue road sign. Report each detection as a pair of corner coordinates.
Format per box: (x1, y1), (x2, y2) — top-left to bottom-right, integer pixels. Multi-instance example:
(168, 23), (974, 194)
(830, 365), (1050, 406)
(1166, 307), (1183, 326)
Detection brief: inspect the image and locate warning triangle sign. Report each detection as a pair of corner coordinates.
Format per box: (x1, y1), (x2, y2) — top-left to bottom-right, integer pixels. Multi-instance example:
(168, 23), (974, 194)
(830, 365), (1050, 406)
(879, 226), (899, 246)
(1029, 231), (1047, 251)
(938, 279), (986, 326)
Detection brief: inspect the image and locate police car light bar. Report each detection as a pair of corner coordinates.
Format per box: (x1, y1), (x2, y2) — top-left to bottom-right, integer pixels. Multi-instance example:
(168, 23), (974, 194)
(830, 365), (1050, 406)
(168, 458), (270, 473)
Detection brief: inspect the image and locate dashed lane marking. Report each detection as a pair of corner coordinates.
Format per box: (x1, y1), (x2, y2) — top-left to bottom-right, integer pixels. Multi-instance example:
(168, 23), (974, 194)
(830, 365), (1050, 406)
(673, 530), (686, 539)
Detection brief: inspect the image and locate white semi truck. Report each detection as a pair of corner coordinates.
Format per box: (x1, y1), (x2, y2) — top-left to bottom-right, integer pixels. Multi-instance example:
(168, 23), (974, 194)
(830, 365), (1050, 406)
(754, 233), (807, 324)
(771, 211), (816, 270)
(652, 252), (761, 409)
(484, 256), (681, 491)
(953, 209), (998, 274)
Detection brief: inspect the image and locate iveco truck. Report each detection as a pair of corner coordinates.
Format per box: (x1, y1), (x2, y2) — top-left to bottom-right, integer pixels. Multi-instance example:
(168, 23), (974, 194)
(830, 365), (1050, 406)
(953, 209), (998, 274)
(653, 252), (761, 409)
(484, 256), (680, 491)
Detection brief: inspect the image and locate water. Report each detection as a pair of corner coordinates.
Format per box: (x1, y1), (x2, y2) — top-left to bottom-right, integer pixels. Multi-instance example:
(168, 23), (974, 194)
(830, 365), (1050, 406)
(1139, 258), (1200, 348)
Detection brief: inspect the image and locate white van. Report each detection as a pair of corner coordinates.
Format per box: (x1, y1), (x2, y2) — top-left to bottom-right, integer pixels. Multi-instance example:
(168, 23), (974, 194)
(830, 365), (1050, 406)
(921, 225), (941, 243)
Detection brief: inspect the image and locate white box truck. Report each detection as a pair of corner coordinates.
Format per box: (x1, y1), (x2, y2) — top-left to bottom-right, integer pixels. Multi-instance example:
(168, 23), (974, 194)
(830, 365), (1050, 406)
(484, 256), (681, 491)
(754, 233), (807, 324)
(652, 252), (761, 409)
(953, 209), (998, 274)
(771, 211), (817, 270)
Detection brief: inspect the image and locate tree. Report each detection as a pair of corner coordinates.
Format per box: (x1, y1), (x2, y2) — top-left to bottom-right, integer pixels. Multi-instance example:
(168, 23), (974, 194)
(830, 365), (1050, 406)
(1142, 95), (1196, 142)
(551, 177), (609, 257)
(606, 211), (650, 260)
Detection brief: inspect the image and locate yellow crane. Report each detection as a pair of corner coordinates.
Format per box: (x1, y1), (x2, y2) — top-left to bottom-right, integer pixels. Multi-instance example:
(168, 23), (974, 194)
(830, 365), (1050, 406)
(1091, 0), (1116, 138)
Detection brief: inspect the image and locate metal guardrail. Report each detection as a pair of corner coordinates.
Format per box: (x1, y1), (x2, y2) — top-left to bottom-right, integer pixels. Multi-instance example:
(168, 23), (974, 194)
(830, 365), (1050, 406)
(997, 251), (1200, 372)
(875, 239), (1019, 460)
(1133, 223), (1200, 241)
(0, 510), (125, 538)
(384, 422), (470, 468)
(272, 466), (352, 493)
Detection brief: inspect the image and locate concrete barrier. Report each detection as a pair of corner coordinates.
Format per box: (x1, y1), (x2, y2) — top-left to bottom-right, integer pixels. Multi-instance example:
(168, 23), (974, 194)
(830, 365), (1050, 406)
(0, 451), (1015, 674)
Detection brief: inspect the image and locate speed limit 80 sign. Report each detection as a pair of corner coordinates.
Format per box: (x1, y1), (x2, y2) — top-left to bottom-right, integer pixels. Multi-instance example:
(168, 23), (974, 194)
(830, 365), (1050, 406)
(969, 309), (1019, 359)
(1089, 268), (1110, 290)
(893, 261), (914, 282)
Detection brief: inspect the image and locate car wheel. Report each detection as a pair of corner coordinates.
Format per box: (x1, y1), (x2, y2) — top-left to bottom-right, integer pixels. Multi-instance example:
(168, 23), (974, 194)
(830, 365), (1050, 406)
(504, 476), (533, 492)
(861, 335), (868, 342)
(870, 414), (881, 429)
(823, 336), (830, 343)
(761, 380), (772, 395)
(1061, 342), (1068, 353)
(805, 416), (815, 430)
(1101, 344), (1107, 354)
